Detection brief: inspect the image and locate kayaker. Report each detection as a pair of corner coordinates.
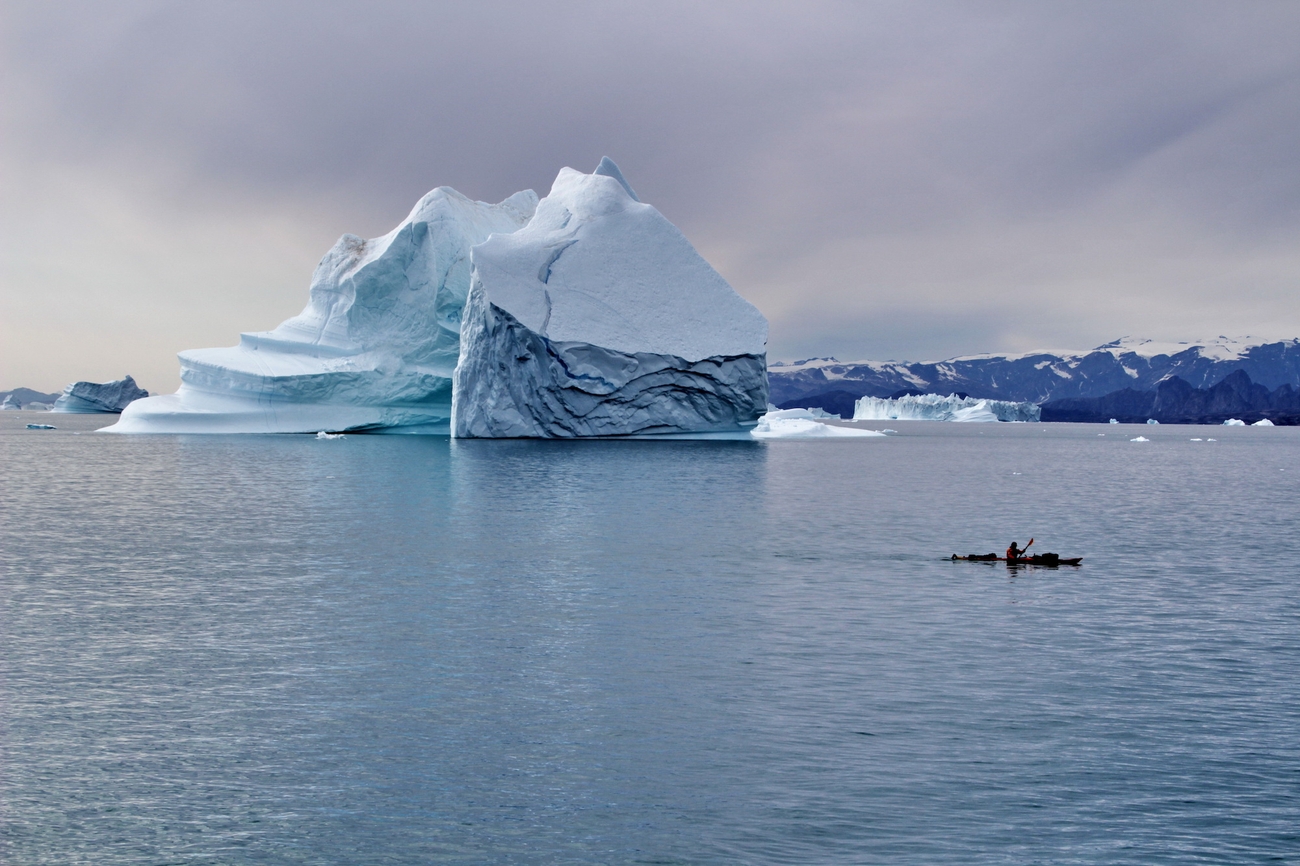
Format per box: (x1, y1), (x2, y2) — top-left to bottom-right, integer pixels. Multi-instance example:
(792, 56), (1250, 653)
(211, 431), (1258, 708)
(1006, 539), (1033, 561)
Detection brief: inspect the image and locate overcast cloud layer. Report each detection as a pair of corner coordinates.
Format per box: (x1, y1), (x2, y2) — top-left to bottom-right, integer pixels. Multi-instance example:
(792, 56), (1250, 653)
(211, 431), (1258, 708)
(3, 0), (1299, 392)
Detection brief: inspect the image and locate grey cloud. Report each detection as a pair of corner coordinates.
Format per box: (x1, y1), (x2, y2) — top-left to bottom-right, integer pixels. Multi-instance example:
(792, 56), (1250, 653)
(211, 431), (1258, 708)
(3, 1), (1299, 390)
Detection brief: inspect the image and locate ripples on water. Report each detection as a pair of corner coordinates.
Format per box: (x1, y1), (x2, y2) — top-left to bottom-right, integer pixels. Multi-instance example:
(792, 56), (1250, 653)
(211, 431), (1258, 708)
(2, 412), (1298, 864)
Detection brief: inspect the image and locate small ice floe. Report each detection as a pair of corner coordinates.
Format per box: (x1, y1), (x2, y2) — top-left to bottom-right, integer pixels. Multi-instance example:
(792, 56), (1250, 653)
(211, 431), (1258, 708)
(881, 428), (898, 433)
(315, 431), (345, 440)
(1223, 418), (1246, 426)
(1252, 419), (1275, 426)
(1190, 438), (1203, 441)
(1207, 438), (1217, 441)
(1130, 436), (1149, 442)
(26, 423), (56, 429)
(1109, 418), (1119, 424)
(751, 409), (886, 439)
(1146, 419), (1160, 425)
(1012, 471), (1023, 475)
(1098, 433), (1105, 436)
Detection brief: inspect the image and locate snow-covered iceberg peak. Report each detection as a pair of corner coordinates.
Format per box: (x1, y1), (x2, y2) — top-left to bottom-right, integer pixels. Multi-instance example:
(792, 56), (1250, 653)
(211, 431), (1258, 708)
(108, 187), (538, 434)
(453, 158), (768, 438)
(853, 393), (1040, 422)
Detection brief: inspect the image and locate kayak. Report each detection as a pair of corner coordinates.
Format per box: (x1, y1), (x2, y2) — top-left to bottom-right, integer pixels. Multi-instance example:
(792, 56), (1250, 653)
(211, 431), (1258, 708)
(951, 553), (1082, 566)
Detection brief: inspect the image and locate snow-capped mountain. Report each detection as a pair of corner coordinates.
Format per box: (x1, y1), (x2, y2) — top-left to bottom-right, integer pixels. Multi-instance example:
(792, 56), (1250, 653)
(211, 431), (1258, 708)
(769, 337), (1300, 406)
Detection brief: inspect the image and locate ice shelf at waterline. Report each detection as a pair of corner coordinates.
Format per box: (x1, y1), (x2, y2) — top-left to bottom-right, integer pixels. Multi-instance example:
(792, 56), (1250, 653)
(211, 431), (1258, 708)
(53, 376), (149, 413)
(108, 189), (539, 434)
(109, 159), (768, 437)
(853, 393), (1040, 422)
(452, 158), (768, 437)
(750, 408), (885, 439)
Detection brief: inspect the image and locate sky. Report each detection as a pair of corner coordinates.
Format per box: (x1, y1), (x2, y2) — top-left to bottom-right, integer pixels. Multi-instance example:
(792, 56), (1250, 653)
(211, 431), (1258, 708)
(3, 1), (1300, 393)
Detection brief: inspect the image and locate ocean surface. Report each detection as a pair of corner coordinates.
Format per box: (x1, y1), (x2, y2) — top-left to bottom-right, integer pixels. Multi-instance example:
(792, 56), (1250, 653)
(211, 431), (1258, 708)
(2, 411), (1298, 865)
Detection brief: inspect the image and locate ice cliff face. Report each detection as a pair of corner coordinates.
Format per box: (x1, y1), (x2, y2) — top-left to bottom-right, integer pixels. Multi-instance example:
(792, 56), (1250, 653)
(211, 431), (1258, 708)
(853, 393), (1040, 422)
(109, 189), (538, 433)
(452, 159), (768, 438)
(53, 375), (149, 413)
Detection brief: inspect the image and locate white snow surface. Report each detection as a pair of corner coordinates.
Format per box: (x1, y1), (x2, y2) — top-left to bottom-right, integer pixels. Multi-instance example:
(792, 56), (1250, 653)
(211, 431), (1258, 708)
(750, 409), (885, 439)
(853, 393), (1040, 423)
(466, 164), (766, 360)
(108, 188), (538, 434)
(452, 159), (768, 438)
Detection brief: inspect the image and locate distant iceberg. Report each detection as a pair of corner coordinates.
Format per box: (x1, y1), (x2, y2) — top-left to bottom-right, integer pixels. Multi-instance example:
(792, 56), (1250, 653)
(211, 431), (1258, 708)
(1252, 418), (1275, 426)
(1222, 418), (1246, 426)
(53, 375), (148, 413)
(750, 409), (885, 439)
(453, 158), (768, 438)
(108, 188), (538, 434)
(852, 393), (1039, 423)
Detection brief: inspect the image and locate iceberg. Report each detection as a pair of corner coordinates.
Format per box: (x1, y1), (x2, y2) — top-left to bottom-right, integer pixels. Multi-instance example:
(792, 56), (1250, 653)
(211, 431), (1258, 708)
(452, 158), (768, 438)
(852, 393), (1039, 423)
(1252, 418), (1275, 426)
(750, 409), (885, 439)
(107, 188), (539, 433)
(1222, 418), (1246, 426)
(52, 375), (148, 413)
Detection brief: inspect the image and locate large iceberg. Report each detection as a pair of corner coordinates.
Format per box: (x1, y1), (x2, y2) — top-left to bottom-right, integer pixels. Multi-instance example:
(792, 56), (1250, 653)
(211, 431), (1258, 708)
(452, 159), (768, 437)
(853, 393), (1040, 422)
(107, 188), (538, 433)
(52, 375), (148, 413)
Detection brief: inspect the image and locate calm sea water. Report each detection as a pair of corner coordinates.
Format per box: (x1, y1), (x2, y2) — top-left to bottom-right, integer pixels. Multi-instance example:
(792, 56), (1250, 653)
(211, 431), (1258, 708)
(2, 411), (1298, 865)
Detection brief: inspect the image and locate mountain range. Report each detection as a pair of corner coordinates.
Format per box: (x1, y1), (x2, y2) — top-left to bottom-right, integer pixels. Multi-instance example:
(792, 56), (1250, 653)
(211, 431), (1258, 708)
(1040, 370), (1300, 425)
(769, 337), (1300, 409)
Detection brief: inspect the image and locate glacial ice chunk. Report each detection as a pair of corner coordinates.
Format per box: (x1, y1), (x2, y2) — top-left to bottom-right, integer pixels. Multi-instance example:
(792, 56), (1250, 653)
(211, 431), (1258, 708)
(453, 159), (768, 438)
(1222, 418), (1246, 426)
(53, 375), (148, 413)
(1130, 436), (1149, 442)
(852, 393), (1040, 422)
(107, 188), (538, 434)
(1252, 418), (1275, 426)
(750, 409), (885, 439)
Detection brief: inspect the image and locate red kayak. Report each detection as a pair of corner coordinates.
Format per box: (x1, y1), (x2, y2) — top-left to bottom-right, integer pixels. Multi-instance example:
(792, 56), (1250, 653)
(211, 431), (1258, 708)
(951, 553), (1082, 566)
